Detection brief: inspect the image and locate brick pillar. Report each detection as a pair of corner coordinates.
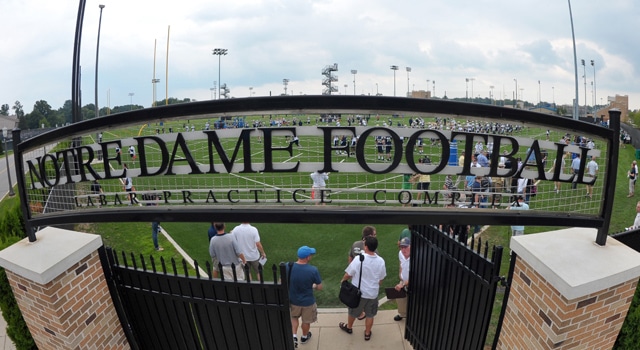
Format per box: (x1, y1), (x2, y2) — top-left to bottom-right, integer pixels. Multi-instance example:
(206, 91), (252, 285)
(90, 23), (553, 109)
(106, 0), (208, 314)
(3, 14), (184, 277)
(497, 228), (640, 350)
(0, 227), (129, 349)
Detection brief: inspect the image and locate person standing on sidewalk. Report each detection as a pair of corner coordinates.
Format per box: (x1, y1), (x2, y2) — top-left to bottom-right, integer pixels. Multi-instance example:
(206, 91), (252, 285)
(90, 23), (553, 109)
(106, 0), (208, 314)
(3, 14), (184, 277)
(209, 222), (246, 280)
(394, 237), (411, 321)
(287, 246), (323, 348)
(339, 236), (386, 341)
(231, 222), (266, 281)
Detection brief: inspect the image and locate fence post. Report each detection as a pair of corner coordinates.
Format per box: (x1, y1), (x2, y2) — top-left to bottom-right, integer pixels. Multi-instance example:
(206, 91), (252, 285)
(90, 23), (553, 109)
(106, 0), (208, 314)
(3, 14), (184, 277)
(0, 227), (129, 349)
(496, 228), (640, 349)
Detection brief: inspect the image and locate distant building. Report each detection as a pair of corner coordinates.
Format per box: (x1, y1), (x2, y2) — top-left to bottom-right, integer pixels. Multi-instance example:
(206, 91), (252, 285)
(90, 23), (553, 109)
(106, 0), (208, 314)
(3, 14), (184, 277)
(592, 95), (629, 123)
(410, 90), (431, 99)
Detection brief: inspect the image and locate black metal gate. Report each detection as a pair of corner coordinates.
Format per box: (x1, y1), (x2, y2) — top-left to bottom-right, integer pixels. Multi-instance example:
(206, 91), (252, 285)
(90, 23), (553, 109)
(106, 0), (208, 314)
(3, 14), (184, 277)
(405, 225), (504, 350)
(101, 247), (294, 350)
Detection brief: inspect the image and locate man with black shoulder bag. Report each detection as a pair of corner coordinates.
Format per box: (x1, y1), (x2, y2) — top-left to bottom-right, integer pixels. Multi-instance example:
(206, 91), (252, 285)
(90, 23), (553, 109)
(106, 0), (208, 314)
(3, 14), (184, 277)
(338, 236), (386, 342)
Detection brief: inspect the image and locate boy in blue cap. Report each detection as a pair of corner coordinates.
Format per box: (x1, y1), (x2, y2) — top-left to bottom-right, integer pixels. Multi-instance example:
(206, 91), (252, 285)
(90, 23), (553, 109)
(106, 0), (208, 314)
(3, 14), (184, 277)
(287, 246), (323, 347)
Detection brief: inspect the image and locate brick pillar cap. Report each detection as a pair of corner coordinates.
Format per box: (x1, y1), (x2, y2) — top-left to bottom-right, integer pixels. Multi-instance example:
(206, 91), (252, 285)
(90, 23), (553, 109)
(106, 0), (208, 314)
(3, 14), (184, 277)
(0, 227), (102, 284)
(511, 228), (640, 299)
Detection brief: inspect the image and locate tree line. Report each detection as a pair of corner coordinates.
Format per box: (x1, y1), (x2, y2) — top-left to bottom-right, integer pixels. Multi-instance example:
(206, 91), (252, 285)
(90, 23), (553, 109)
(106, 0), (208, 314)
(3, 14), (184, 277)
(0, 97), (193, 130)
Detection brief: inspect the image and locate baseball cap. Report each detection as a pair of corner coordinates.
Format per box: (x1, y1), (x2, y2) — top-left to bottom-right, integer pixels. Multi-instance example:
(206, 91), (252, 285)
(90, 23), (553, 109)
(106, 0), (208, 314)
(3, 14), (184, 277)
(297, 246), (317, 259)
(399, 237), (411, 247)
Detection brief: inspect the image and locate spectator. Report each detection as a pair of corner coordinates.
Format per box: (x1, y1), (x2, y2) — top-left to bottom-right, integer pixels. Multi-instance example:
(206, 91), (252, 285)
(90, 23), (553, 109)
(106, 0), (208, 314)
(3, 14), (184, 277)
(394, 237), (411, 321)
(585, 156), (598, 199)
(509, 196), (530, 236)
(571, 153), (581, 189)
(310, 171), (329, 204)
(287, 246), (322, 347)
(231, 223), (266, 281)
(209, 222), (246, 280)
(339, 236), (386, 341)
(628, 161), (637, 197)
(627, 202), (640, 230)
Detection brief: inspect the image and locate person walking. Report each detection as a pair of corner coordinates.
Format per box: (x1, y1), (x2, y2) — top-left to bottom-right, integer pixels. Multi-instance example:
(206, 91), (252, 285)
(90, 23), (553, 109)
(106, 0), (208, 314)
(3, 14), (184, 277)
(628, 161), (637, 197)
(585, 156), (598, 199)
(571, 153), (581, 189)
(209, 222), (247, 281)
(393, 237), (411, 321)
(231, 222), (266, 281)
(287, 246), (323, 347)
(310, 171), (329, 204)
(508, 195), (530, 236)
(339, 236), (386, 341)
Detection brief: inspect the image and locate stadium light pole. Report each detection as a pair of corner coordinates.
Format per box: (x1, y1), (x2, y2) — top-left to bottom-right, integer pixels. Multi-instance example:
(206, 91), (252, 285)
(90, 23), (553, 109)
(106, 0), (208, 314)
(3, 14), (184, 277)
(212, 48), (228, 100)
(581, 59), (587, 116)
(128, 92), (134, 110)
(2, 128), (14, 197)
(94, 4), (105, 118)
(390, 65), (399, 96)
(406, 67), (411, 97)
(513, 78), (518, 108)
(591, 59), (596, 108)
(568, 0), (579, 120)
(351, 70), (357, 95)
(283, 79), (289, 95)
(465, 78), (469, 101)
(469, 78), (475, 102)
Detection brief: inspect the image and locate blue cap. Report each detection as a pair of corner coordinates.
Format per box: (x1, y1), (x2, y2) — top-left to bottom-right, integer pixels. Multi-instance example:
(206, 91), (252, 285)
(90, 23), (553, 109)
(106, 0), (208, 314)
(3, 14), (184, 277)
(399, 237), (411, 247)
(297, 246), (317, 259)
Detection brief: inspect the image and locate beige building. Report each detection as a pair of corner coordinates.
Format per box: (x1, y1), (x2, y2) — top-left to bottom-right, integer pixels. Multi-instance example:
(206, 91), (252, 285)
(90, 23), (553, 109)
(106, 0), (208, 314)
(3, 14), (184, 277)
(592, 94), (629, 123)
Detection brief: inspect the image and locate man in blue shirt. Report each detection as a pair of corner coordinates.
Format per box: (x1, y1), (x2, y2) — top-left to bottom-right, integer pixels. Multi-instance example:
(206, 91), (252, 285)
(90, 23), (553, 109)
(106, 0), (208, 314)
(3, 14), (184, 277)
(287, 246), (323, 347)
(509, 196), (530, 235)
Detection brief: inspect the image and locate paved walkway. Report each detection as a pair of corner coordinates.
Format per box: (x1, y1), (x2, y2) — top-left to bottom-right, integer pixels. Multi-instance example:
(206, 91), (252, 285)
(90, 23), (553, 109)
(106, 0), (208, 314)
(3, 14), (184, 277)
(0, 315), (15, 350)
(310, 308), (411, 350)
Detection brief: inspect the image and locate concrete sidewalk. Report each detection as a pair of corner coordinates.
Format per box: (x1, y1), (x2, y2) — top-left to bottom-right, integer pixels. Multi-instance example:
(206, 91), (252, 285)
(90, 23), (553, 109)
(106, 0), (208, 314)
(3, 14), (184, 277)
(0, 315), (15, 350)
(302, 308), (411, 350)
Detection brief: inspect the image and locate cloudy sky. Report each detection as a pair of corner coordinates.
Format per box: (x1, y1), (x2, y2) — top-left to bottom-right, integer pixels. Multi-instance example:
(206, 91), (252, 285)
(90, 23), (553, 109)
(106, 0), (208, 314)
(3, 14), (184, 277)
(1, 0), (639, 114)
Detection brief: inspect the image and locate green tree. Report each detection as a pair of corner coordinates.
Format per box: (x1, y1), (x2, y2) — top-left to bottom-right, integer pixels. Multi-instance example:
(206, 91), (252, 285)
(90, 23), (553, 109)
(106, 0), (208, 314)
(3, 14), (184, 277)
(0, 104), (9, 116)
(58, 100), (73, 125)
(11, 101), (23, 119)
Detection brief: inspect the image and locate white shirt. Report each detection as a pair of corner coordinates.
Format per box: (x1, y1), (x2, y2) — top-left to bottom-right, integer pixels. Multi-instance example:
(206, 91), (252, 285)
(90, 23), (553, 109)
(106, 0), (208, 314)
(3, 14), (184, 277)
(346, 253), (386, 299)
(310, 171), (329, 188)
(586, 160), (598, 176)
(231, 223), (261, 261)
(398, 251), (410, 282)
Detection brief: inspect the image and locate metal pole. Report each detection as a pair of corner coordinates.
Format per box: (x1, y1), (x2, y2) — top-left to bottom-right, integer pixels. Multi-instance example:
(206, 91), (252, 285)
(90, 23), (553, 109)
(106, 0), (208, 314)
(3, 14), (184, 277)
(591, 60), (596, 108)
(568, 0), (580, 120)
(94, 4), (105, 118)
(3, 130), (14, 197)
(597, 109), (621, 246)
(351, 70), (357, 95)
(582, 59), (587, 117)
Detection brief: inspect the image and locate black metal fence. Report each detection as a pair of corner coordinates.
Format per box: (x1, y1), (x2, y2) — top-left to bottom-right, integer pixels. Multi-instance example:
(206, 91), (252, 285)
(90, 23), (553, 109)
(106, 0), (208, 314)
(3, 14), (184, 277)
(405, 224), (504, 350)
(102, 247), (294, 350)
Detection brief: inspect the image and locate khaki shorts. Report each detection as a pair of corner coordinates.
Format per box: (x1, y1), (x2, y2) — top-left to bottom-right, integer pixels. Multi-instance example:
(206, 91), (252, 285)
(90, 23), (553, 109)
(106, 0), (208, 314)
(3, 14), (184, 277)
(290, 303), (318, 324)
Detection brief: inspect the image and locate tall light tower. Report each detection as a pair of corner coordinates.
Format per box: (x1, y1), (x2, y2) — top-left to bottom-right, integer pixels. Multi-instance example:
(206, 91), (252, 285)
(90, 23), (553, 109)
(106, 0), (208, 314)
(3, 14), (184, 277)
(390, 65), (399, 96)
(513, 78), (518, 108)
(469, 78), (475, 102)
(465, 78), (469, 101)
(283, 79), (290, 95)
(128, 92), (134, 110)
(489, 85), (495, 105)
(433, 80), (436, 98)
(406, 67), (412, 97)
(94, 4), (105, 118)
(212, 48), (227, 100)
(568, 0), (579, 120)
(249, 86), (253, 97)
(351, 69), (357, 95)
(591, 60), (596, 107)
(581, 59), (587, 116)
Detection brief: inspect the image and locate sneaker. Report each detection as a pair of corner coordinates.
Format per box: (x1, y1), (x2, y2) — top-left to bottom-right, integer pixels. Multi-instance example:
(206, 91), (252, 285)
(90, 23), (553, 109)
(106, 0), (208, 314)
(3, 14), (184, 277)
(301, 332), (312, 344)
(293, 336), (298, 348)
(394, 315), (403, 321)
(155, 247), (164, 251)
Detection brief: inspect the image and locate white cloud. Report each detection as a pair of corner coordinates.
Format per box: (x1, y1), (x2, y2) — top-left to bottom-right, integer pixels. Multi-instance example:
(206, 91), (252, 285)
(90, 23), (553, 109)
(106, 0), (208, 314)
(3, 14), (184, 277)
(1, 0), (638, 113)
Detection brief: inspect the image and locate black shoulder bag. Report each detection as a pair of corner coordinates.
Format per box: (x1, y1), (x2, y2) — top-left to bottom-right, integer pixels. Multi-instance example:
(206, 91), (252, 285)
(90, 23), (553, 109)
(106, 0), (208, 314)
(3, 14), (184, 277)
(339, 254), (364, 308)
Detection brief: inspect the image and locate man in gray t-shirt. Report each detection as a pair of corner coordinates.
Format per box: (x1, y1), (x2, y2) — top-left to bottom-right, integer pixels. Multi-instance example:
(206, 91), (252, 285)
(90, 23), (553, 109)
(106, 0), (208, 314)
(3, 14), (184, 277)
(209, 222), (246, 281)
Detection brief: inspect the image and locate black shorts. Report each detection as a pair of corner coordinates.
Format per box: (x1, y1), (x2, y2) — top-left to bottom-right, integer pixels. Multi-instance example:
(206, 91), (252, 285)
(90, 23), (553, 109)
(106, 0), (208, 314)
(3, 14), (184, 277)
(417, 182), (430, 190)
